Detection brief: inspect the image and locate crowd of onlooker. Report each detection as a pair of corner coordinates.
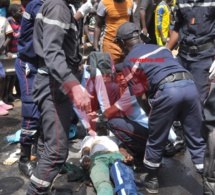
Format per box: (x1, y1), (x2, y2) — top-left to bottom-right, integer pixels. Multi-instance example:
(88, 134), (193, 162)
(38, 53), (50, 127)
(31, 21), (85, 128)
(0, 0), (23, 116)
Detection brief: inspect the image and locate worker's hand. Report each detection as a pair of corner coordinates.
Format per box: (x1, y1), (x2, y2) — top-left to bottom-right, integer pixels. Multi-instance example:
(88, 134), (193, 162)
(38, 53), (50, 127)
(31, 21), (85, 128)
(87, 128), (97, 136)
(6, 52), (13, 59)
(141, 28), (148, 36)
(209, 60), (215, 80)
(78, 0), (93, 17)
(87, 111), (98, 122)
(80, 155), (91, 171)
(69, 83), (93, 113)
(122, 154), (134, 164)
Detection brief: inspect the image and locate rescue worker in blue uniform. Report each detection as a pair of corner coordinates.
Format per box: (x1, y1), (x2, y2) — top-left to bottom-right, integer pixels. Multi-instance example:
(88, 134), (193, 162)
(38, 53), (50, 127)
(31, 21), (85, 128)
(167, 1), (215, 194)
(114, 22), (206, 194)
(15, 0), (44, 178)
(27, 0), (93, 194)
(167, 0), (215, 105)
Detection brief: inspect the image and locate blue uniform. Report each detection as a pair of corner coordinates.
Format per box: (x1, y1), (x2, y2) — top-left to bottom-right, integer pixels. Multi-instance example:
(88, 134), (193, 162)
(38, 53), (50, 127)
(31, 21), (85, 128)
(106, 87), (149, 158)
(174, 0), (215, 192)
(15, 0), (44, 145)
(122, 43), (206, 172)
(174, 0), (215, 104)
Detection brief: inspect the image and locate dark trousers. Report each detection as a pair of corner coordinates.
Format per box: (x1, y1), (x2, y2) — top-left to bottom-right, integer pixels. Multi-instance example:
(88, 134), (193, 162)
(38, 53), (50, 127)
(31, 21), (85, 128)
(27, 73), (72, 194)
(107, 117), (148, 157)
(15, 57), (40, 145)
(144, 79), (206, 171)
(177, 56), (212, 105)
(202, 81), (215, 194)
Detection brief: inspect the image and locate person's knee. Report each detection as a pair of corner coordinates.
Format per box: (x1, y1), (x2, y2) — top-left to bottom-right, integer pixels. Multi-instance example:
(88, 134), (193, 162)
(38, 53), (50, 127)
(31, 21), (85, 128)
(106, 118), (118, 131)
(22, 100), (39, 119)
(49, 147), (68, 163)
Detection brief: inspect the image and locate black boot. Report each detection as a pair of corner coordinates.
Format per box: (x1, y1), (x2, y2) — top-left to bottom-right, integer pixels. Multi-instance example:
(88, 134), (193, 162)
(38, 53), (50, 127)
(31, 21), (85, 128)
(19, 144), (36, 178)
(140, 169), (159, 194)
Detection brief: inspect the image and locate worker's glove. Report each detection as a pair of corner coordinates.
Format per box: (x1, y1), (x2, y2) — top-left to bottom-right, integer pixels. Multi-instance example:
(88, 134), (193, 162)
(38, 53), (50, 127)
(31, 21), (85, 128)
(209, 60), (215, 80)
(78, 0), (93, 17)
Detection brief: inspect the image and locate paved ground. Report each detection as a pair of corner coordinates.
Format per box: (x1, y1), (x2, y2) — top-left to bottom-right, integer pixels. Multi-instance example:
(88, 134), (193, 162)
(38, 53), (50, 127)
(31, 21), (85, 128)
(0, 100), (203, 195)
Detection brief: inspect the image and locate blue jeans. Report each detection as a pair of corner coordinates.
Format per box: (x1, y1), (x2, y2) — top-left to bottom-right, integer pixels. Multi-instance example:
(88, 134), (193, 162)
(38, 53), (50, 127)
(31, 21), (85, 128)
(144, 79), (206, 171)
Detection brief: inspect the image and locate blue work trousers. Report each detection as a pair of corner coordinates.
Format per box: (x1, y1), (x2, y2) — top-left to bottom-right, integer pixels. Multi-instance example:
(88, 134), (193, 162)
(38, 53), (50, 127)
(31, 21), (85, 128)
(15, 57), (40, 145)
(144, 79), (206, 171)
(107, 117), (148, 157)
(177, 56), (212, 105)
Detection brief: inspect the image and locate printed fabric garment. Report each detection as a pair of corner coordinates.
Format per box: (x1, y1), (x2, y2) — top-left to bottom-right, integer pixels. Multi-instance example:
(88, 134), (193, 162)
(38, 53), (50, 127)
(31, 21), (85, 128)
(155, 1), (170, 46)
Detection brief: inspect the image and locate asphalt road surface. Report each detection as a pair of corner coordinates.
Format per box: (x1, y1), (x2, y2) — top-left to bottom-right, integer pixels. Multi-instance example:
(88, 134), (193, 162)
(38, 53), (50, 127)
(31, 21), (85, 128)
(0, 100), (203, 195)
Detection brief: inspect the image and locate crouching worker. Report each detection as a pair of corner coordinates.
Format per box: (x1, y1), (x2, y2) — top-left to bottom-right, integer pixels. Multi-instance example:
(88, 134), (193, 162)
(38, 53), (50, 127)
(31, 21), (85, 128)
(105, 63), (177, 168)
(114, 22), (206, 194)
(80, 127), (137, 195)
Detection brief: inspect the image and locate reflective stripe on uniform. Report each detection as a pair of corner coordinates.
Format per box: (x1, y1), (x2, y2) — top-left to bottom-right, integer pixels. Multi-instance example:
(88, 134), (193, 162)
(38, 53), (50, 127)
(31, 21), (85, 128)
(195, 164), (204, 170)
(21, 129), (37, 136)
(144, 158), (161, 168)
(30, 174), (51, 187)
(125, 47), (167, 82)
(23, 11), (31, 20)
(36, 13), (77, 31)
(70, 23), (77, 31)
(179, 2), (215, 8)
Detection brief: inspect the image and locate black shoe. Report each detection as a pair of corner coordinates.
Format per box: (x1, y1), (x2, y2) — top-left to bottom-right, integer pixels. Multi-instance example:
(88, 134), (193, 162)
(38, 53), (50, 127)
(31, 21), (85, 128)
(164, 140), (186, 156)
(19, 160), (36, 178)
(140, 173), (159, 194)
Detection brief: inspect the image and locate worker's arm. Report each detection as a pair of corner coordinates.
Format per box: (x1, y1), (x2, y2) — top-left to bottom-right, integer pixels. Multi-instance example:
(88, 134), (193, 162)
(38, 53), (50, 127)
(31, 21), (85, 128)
(166, 3), (183, 50)
(166, 30), (179, 50)
(140, 9), (147, 35)
(104, 88), (135, 119)
(139, 0), (150, 35)
(104, 104), (120, 119)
